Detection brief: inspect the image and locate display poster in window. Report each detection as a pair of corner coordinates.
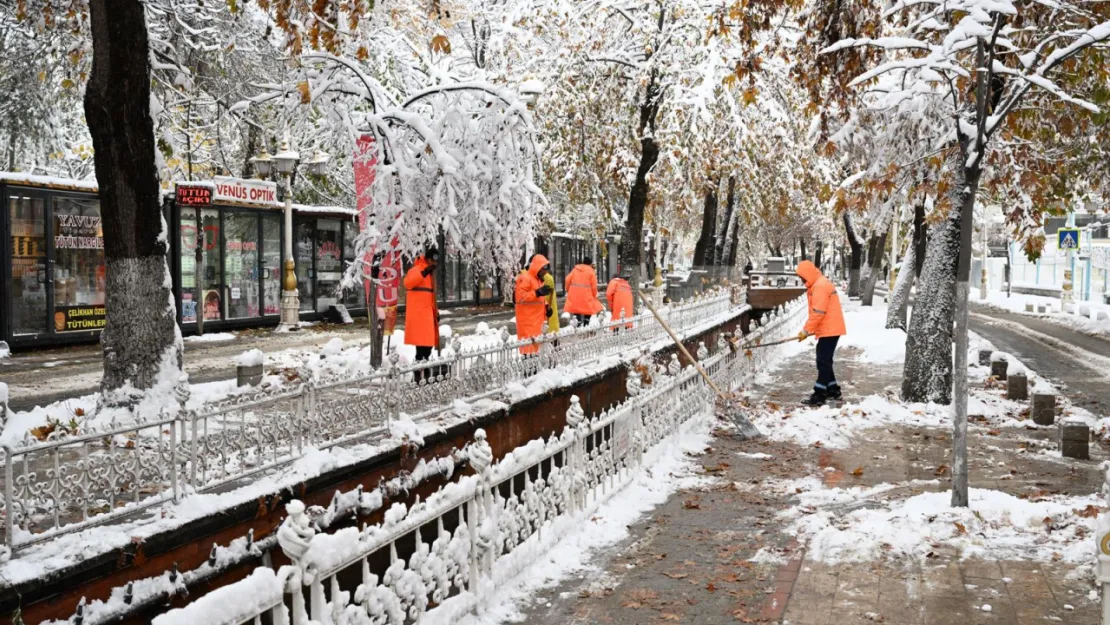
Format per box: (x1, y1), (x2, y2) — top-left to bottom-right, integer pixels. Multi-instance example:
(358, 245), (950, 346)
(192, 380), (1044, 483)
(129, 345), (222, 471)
(203, 289), (222, 320)
(54, 305), (106, 332)
(182, 293), (197, 323)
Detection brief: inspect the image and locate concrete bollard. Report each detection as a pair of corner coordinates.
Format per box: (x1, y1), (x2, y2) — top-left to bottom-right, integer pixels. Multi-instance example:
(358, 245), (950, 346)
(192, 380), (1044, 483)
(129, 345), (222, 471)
(990, 358), (1008, 380)
(1007, 374), (1028, 401)
(237, 349), (265, 387)
(1081, 305), (1092, 317)
(237, 364), (264, 387)
(1059, 419), (1090, 460)
(978, 349), (992, 367)
(1099, 311), (1109, 322)
(1025, 303), (1034, 312)
(1032, 393), (1056, 426)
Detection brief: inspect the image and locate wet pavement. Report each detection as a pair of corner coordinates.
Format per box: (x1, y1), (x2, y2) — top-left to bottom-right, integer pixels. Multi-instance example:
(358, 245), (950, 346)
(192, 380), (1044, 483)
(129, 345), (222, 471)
(969, 303), (1110, 418)
(516, 345), (1107, 625)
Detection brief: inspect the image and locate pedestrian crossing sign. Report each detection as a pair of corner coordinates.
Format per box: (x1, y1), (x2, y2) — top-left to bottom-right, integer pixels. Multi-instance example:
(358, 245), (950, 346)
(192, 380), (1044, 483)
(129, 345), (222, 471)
(1059, 228), (1080, 250)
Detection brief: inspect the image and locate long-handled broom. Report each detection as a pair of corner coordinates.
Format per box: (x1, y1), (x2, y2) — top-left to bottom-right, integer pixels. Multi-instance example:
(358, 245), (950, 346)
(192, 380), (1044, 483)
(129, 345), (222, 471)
(637, 291), (763, 440)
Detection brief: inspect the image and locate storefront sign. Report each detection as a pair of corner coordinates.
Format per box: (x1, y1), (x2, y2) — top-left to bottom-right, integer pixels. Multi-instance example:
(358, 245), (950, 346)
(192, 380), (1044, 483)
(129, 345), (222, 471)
(213, 176), (278, 205)
(175, 184), (213, 208)
(54, 213), (103, 250)
(55, 305), (106, 331)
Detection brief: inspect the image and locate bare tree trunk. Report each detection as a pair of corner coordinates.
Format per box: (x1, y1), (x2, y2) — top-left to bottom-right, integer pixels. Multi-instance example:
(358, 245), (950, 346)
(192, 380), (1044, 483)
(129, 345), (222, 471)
(620, 77), (662, 303)
(813, 241), (823, 270)
(86, 0), (182, 409)
(886, 235), (916, 329)
(913, 200), (927, 277)
(692, 177), (719, 268)
(861, 233), (888, 306)
(902, 161), (966, 405)
(715, 175), (736, 272)
(800, 237), (808, 261)
(844, 214), (864, 297)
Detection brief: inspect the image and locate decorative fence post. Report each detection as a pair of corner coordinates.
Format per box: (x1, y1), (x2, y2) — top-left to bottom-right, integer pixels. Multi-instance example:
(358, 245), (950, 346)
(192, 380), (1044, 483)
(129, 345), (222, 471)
(468, 429), (494, 590)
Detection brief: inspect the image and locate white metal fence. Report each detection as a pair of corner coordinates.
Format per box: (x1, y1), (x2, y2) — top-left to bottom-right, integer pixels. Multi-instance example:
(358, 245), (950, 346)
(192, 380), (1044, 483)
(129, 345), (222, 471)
(148, 296), (805, 625)
(1, 290), (744, 555)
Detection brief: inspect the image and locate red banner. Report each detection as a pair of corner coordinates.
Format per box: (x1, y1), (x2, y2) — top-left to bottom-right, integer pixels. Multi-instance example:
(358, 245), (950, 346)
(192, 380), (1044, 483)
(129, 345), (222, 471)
(354, 134), (402, 329)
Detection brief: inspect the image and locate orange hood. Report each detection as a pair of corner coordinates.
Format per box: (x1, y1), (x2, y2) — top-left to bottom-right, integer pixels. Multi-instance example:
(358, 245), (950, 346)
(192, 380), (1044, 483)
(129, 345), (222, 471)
(528, 254), (550, 278)
(796, 260), (822, 287)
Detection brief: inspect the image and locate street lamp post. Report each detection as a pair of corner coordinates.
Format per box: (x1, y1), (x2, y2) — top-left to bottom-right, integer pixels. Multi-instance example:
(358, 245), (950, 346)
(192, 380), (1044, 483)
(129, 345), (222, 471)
(251, 136), (329, 332)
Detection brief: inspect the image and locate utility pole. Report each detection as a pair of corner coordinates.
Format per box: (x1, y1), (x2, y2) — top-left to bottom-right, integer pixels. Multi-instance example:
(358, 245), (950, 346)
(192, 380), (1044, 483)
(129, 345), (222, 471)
(979, 218), (988, 300)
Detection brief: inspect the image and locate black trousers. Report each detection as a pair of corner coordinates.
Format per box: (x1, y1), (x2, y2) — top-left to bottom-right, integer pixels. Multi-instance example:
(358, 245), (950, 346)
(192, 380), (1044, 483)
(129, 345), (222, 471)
(574, 313), (592, 327)
(414, 346), (434, 383)
(815, 336), (839, 390)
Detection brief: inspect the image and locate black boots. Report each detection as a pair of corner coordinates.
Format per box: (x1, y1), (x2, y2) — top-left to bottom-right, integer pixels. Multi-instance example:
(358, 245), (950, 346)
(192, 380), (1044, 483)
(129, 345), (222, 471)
(803, 388), (827, 406)
(827, 384), (842, 400)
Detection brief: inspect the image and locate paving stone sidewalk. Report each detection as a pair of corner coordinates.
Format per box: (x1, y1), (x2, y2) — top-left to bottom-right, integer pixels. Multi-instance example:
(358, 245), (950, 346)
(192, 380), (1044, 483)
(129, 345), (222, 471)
(518, 347), (1108, 625)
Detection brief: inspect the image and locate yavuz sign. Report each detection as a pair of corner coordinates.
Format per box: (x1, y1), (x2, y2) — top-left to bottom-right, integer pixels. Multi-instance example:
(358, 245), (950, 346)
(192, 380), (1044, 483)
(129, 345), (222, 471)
(213, 176), (278, 205)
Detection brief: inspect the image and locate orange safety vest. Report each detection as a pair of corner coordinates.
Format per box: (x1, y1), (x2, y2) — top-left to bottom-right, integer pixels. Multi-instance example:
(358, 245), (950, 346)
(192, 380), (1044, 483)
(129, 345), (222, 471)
(606, 278), (634, 328)
(796, 260), (846, 338)
(403, 257), (440, 348)
(515, 254), (550, 354)
(564, 264), (604, 315)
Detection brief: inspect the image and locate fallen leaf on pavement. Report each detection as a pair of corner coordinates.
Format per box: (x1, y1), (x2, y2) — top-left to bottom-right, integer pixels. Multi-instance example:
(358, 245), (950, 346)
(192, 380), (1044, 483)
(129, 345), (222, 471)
(683, 499), (701, 510)
(706, 582), (717, 592)
(1075, 505), (1102, 518)
(851, 466), (864, 477)
(934, 464), (949, 476)
(664, 572), (688, 580)
(953, 521), (967, 535)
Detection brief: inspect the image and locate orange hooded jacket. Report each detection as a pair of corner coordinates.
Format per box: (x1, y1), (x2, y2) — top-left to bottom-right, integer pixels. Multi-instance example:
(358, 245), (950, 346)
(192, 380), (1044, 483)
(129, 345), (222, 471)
(515, 254), (550, 354)
(606, 277), (634, 328)
(403, 256), (440, 348)
(564, 264), (604, 315)
(796, 260), (846, 338)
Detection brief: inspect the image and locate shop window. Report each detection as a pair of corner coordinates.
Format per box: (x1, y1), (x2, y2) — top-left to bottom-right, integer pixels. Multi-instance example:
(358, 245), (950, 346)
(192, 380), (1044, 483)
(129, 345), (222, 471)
(9, 195), (47, 335)
(444, 254), (459, 302)
(52, 197), (105, 332)
(225, 212), (260, 319)
(316, 220), (342, 312)
(201, 209), (223, 321)
(295, 221), (314, 312)
(180, 208), (199, 322)
(262, 215), (281, 315)
(341, 221), (365, 308)
(460, 260), (474, 302)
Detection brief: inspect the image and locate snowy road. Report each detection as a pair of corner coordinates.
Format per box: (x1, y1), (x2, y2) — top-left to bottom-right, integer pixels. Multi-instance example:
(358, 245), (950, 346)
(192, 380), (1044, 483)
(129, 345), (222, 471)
(1, 306), (516, 412)
(969, 304), (1110, 417)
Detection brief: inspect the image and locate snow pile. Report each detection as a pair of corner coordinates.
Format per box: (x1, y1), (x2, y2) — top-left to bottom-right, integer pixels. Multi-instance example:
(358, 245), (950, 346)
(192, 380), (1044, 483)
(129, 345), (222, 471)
(0, 340), (9, 359)
(183, 332), (237, 343)
(236, 349), (265, 367)
(837, 303), (907, 363)
(151, 567), (284, 625)
(786, 485), (1102, 565)
(751, 394), (951, 448)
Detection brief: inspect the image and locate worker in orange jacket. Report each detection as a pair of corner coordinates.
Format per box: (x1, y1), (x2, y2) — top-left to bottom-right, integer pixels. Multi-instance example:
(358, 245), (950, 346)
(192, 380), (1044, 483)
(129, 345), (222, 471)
(795, 260), (847, 405)
(515, 254), (552, 355)
(564, 258), (604, 327)
(403, 247), (440, 381)
(606, 274), (634, 329)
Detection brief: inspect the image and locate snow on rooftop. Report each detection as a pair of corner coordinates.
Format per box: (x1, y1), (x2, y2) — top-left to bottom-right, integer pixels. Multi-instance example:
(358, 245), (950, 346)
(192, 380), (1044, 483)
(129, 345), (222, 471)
(0, 172), (98, 192)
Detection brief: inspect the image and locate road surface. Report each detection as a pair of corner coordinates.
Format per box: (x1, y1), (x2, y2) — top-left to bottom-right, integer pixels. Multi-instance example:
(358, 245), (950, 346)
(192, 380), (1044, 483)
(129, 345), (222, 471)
(2, 305), (516, 412)
(969, 303), (1110, 416)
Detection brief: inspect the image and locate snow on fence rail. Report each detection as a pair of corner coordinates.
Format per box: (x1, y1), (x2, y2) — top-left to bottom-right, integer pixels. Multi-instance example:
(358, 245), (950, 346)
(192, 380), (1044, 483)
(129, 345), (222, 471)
(149, 297), (806, 625)
(0, 290), (743, 555)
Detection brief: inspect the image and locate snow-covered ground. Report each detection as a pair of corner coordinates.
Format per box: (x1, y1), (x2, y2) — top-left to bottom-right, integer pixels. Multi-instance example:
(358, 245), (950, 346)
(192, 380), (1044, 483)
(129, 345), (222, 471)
(979, 289), (1110, 337)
